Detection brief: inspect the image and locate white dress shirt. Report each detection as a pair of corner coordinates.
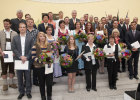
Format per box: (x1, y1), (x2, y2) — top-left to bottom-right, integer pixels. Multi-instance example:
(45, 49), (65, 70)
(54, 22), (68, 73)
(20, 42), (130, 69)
(103, 43), (121, 59)
(20, 35), (26, 56)
(4, 29), (12, 50)
(86, 43), (96, 65)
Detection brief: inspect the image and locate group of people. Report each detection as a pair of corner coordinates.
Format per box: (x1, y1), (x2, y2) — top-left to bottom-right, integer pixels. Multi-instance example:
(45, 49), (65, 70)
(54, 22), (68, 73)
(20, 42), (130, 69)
(0, 9), (140, 100)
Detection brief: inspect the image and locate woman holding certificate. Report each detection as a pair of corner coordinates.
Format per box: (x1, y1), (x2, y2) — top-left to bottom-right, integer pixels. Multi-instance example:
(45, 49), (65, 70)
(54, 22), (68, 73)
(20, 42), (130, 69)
(31, 32), (53, 100)
(103, 35), (121, 90)
(81, 34), (99, 92)
(70, 22), (85, 76)
(64, 36), (79, 93)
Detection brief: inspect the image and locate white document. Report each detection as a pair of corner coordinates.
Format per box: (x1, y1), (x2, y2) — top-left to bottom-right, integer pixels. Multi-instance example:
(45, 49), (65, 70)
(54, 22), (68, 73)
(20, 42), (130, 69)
(45, 64), (53, 74)
(3, 51), (13, 63)
(14, 60), (29, 70)
(131, 41), (140, 48)
(97, 30), (104, 35)
(6, 42), (11, 50)
(83, 52), (95, 59)
(61, 45), (66, 52)
(104, 48), (113, 54)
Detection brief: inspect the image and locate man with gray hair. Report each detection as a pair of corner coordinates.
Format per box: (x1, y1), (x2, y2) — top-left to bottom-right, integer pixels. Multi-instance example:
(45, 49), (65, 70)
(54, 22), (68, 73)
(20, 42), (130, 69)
(133, 17), (140, 31)
(69, 10), (80, 30)
(11, 10), (26, 34)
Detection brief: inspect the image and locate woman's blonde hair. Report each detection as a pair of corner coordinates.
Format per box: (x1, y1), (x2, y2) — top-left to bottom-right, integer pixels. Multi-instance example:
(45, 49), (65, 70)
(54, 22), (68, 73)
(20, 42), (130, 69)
(36, 32), (48, 48)
(87, 34), (95, 40)
(67, 35), (77, 49)
(112, 28), (120, 37)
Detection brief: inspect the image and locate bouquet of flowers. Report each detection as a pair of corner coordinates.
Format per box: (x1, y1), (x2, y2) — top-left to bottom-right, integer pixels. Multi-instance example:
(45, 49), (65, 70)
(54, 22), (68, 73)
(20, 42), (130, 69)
(39, 51), (54, 66)
(119, 42), (126, 49)
(58, 35), (69, 45)
(93, 48), (106, 60)
(75, 30), (87, 42)
(120, 49), (132, 60)
(95, 34), (106, 44)
(60, 54), (73, 68)
(51, 42), (61, 54)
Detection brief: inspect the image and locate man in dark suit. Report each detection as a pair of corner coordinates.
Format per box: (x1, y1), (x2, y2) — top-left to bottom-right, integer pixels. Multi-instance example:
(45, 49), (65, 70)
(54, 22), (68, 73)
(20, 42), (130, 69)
(11, 22), (34, 99)
(125, 21), (140, 80)
(11, 10), (26, 34)
(122, 17), (131, 42)
(93, 17), (99, 30)
(133, 17), (140, 31)
(118, 18), (124, 29)
(69, 10), (80, 30)
(38, 14), (54, 35)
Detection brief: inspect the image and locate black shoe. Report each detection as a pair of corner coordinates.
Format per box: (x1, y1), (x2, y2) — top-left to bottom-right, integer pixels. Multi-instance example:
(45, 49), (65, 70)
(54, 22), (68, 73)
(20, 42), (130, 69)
(92, 88), (97, 91)
(86, 88), (90, 92)
(41, 96), (46, 100)
(33, 82), (39, 86)
(122, 69), (126, 72)
(79, 73), (83, 76)
(17, 94), (24, 99)
(118, 70), (122, 73)
(52, 82), (56, 86)
(129, 76), (133, 80)
(113, 86), (117, 90)
(109, 86), (113, 90)
(134, 76), (139, 80)
(27, 93), (32, 99)
(76, 73), (79, 76)
(47, 96), (52, 100)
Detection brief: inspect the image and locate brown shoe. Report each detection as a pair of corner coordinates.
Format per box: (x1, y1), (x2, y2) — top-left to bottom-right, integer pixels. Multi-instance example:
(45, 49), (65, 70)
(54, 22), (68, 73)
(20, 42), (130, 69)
(3, 85), (8, 91)
(9, 84), (17, 89)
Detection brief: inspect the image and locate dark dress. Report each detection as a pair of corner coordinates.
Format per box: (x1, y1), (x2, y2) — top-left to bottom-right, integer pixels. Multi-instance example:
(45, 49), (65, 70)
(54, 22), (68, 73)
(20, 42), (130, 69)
(64, 46), (79, 73)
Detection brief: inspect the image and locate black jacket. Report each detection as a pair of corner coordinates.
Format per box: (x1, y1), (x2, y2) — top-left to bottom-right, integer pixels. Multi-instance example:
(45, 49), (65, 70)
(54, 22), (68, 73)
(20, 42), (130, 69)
(69, 18), (80, 30)
(125, 30), (140, 50)
(38, 23), (54, 36)
(81, 44), (99, 70)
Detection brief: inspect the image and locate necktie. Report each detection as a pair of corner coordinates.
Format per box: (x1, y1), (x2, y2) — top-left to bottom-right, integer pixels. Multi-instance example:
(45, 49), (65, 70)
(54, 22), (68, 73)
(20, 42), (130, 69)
(126, 25), (129, 31)
(132, 30), (135, 37)
(45, 23), (48, 28)
(73, 19), (76, 24)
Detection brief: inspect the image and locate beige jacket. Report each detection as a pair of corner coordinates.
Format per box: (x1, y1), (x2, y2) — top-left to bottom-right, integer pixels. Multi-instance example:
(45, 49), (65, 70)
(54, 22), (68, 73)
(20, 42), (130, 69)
(0, 29), (17, 51)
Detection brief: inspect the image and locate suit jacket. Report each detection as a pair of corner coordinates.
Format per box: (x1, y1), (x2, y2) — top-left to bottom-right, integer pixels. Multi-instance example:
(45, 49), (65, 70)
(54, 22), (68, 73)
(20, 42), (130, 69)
(38, 23), (54, 36)
(11, 18), (26, 34)
(125, 30), (140, 50)
(11, 34), (34, 60)
(122, 24), (131, 42)
(81, 44), (99, 70)
(0, 29), (17, 51)
(69, 18), (80, 30)
(136, 24), (140, 31)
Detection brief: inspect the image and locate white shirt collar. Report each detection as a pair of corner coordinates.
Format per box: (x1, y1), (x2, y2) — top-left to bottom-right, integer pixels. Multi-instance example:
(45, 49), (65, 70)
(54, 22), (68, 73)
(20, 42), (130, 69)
(109, 43), (116, 47)
(4, 29), (12, 33)
(86, 43), (95, 47)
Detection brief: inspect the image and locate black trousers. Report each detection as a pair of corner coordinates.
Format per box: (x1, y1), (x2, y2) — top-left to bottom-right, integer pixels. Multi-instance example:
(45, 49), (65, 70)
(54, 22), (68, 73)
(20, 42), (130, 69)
(85, 67), (97, 89)
(33, 67), (39, 84)
(36, 67), (53, 97)
(118, 58), (126, 70)
(107, 58), (118, 87)
(128, 51), (139, 76)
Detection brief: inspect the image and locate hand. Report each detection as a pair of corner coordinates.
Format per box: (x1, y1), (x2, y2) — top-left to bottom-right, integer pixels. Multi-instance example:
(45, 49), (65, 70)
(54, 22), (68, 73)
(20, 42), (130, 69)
(86, 58), (91, 62)
(1, 52), (5, 57)
(132, 48), (138, 51)
(57, 51), (59, 58)
(108, 53), (114, 57)
(43, 62), (46, 65)
(20, 56), (27, 64)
